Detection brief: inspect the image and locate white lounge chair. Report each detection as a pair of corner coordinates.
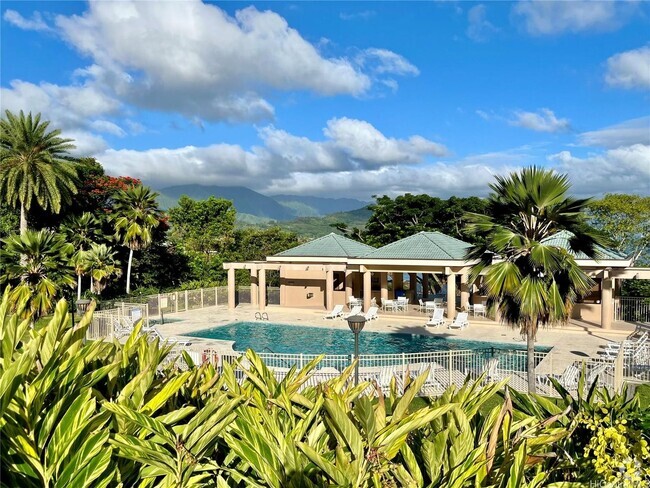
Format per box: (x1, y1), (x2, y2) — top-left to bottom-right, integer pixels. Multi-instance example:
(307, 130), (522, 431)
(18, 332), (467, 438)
(343, 306), (363, 319)
(145, 327), (192, 347)
(543, 364), (581, 390)
(425, 308), (445, 328)
(364, 306), (379, 321)
(448, 312), (469, 330)
(323, 304), (344, 319)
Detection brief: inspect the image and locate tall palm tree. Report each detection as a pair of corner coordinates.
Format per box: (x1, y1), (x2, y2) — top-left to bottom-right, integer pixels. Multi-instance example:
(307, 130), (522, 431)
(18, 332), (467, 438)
(83, 243), (122, 295)
(465, 167), (603, 393)
(112, 185), (161, 294)
(0, 230), (75, 320)
(0, 110), (78, 234)
(61, 212), (103, 299)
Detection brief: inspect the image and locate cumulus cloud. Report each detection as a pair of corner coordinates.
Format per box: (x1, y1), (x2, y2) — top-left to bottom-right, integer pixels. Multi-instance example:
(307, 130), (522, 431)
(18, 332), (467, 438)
(93, 118), (448, 192)
(510, 108), (570, 133)
(578, 117), (650, 148)
(466, 5), (499, 42)
(512, 0), (634, 36)
(3, 9), (51, 32)
(548, 144), (650, 195)
(340, 10), (376, 21)
(34, 1), (408, 123)
(605, 45), (650, 89)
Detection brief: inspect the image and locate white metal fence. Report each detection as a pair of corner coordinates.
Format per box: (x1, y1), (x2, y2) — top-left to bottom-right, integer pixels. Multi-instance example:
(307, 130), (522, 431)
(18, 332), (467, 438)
(88, 303), (149, 340)
(615, 297), (650, 322)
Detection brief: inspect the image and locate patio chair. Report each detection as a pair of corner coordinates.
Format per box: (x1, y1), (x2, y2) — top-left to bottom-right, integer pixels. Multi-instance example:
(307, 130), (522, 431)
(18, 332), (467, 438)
(145, 327), (192, 347)
(323, 304), (344, 320)
(448, 312), (469, 330)
(425, 308), (445, 328)
(472, 303), (487, 317)
(383, 299), (396, 312)
(424, 301), (437, 314)
(342, 305), (363, 319)
(545, 364), (581, 390)
(396, 297), (409, 312)
(364, 306), (379, 321)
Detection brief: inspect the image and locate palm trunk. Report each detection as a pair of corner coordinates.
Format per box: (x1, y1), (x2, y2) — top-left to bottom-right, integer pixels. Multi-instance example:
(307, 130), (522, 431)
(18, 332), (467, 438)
(20, 203), (27, 235)
(77, 274), (82, 300)
(527, 328), (537, 394)
(126, 248), (133, 294)
(90, 275), (94, 294)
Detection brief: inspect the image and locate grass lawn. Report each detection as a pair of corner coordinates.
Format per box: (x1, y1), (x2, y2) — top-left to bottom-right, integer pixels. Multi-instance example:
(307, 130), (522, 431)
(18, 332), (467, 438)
(636, 384), (650, 408)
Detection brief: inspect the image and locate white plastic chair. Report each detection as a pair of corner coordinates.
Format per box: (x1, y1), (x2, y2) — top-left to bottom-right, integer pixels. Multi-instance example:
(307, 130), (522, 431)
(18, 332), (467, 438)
(364, 306), (379, 321)
(425, 308), (445, 328)
(343, 306), (363, 319)
(323, 304), (344, 319)
(448, 312), (469, 330)
(472, 303), (487, 317)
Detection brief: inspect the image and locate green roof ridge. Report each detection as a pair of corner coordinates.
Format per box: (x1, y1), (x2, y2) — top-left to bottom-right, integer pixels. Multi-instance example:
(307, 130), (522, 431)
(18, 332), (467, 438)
(274, 232), (374, 258)
(361, 231), (472, 260)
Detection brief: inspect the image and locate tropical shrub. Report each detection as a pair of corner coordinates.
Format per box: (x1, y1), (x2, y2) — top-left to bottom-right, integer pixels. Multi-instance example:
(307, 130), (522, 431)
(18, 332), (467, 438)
(1, 286), (648, 487)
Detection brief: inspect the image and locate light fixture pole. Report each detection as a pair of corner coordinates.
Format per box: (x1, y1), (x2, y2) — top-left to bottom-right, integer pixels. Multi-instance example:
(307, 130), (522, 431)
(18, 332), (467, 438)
(346, 315), (366, 386)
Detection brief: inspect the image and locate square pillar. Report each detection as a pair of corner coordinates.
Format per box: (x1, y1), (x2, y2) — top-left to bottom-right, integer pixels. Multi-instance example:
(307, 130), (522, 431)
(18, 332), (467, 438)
(250, 268), (258, 306)
(345, 270), (354, 303)
(446, 272), (456, 320)
(422, 273), (429, 299)
(601, 276), (613, 330)
(460, 273), (470, 311)
(258, 268), (266, 311)
(325, 267), (334, 311)
(363, 271), (372, 312)
(409, 273), (418, 302)
(227, 268), (236, 310)
(380, 272), (388, 306)
(393, 272), (403, 298)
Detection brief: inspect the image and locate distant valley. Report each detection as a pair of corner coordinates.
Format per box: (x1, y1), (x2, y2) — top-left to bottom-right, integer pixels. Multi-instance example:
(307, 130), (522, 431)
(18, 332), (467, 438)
(156, 184), (371, 236)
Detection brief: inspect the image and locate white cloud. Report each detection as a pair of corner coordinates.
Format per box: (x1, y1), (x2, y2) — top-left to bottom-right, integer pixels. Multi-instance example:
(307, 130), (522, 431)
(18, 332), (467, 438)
(44, 1), (392, 122)
(466, 5), (499, 42)
(357, 48), (419, 76)
(476, 109), (490, 120)
(513, 0), (634, 36)
(605, 45), (650, 89)
(548, 144), (650, 195)
(510, 108), (570, 133)
(340, 10), (376, 21)
(578, 117), (650, 148)
(3, 9), (51, 32)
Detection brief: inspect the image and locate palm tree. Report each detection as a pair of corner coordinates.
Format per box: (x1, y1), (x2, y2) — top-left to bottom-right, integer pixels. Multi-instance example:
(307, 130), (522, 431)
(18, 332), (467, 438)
(112, 185), (161, 294)
(83, 243), (122, 295)
(61, 212), (103, 299)
(464, 167), (602, 394)
(0, 110), (78, 234)
(0, 230), (75, 319)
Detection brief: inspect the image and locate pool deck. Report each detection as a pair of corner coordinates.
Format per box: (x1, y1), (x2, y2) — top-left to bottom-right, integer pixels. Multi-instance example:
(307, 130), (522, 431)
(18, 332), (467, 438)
(155, 304), (641, 374)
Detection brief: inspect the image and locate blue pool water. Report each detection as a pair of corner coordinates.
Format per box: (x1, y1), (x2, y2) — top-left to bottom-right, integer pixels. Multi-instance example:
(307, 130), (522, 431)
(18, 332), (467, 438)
(186, 321), (551, 356)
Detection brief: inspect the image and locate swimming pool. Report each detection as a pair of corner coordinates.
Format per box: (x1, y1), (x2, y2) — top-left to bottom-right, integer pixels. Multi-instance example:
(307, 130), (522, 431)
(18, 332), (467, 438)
(186, 321), (551, 356)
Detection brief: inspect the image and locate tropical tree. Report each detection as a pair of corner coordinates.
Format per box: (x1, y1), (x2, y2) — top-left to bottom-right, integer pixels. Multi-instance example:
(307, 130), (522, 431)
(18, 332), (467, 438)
(61, 212), (103, 299)
(112, 185), (162, 294)
(465, 167), (602, 393)
(0, 229), (75, 319)
(0, 110), (78, 234)
(83, 243), (121, 295)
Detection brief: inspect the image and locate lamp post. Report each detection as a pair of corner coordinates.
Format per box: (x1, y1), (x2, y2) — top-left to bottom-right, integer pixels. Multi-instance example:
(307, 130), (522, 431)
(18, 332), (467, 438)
(346, 314), (366, 386)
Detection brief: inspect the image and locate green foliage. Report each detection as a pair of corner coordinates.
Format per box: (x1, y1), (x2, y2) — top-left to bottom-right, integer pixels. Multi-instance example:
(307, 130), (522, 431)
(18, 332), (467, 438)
(360, 194), (487, 246)
(0, 110), (78, 232)
(1, 287), (648, 487)
(588, 193), (650, 263)
(83, 243), (122, 295)
(0, 230), (75, 319)
(0, 203), (19, 239)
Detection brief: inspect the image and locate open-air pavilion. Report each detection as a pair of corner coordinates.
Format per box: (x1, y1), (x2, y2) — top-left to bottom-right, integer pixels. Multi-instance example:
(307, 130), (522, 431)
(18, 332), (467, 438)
(224, 231), (649, 329)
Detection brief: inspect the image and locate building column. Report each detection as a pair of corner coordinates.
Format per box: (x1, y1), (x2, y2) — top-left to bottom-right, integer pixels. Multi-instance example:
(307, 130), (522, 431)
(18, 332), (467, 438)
(279, 267), (286, 306)
(446, 272), (456, 320)
(460, 273), (470, 311)
(393, 272), (403, 298)
(227, 268), (236, 310)
(409, 273), (418, 302)
(380, 272), (388, 307)
(345, 270), (353, 303)
(601, 274), (613, 330)
(250, 268), (258, 307)
(258, 268), (266, 311)
(422, 273), (429, 299)
(325, 267), (334, 311)
(363, 270), (372, 312)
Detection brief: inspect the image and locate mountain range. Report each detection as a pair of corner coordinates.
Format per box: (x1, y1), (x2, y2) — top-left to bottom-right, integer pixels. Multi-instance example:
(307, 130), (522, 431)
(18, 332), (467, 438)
(156, 185), (368, 221)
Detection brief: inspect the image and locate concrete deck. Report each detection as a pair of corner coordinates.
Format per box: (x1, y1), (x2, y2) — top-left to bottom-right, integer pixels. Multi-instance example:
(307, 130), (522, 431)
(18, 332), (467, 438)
(155, 304), (640, 374)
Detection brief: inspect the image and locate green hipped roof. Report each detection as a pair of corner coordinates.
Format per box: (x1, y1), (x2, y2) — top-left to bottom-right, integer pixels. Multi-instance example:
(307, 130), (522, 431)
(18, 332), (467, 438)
(274, 233), (376, 258)
(361, 231), (472, 260)
(540, 230), (628, 260)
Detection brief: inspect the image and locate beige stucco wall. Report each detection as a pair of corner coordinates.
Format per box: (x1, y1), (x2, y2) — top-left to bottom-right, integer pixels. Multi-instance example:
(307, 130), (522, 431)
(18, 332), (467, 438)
(571, 303), (602, 324)
(281, 268), (326, 308)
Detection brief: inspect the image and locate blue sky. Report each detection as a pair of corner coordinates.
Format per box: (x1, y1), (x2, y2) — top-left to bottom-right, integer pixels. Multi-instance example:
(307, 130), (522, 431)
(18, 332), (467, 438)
(2, 1), (649, 199)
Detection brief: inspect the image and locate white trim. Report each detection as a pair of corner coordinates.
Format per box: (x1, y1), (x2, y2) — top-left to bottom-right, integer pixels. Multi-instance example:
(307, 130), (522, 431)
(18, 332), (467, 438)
(267, 256), (349, 263)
